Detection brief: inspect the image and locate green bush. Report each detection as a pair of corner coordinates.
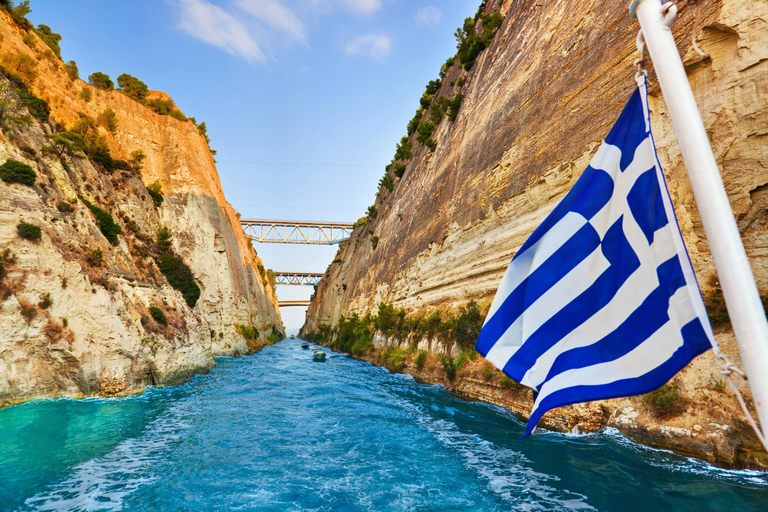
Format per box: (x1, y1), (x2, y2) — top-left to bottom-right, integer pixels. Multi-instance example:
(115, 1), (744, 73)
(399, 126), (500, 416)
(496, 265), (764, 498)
(425, 138), (437, 152)
(65, 60), (78, 81)
(117, 73), (148, 102)
(646, 382), (686, 417)
(440, 354), (456, 380)
(56, 200), (74, 213)
(97, 108), (118, 133)
(147, 181), (164, 206)
(237, 324), (259, 340)
(149, 306), (167, 325)
(393, 163), (406, 178)
(17, 222), (41, 240)
(38, 292), (52, 309)
(34, 24), (62, 59)
(88, 72), (113, 90)
(407, 108), (424, 136)
(415, 351), (427, 370)
(85, 247), (103, 266)
(0, 159), (35, 185)
(455, 12), (504, 71)
(447, 93), (464, 122)
(482, 367), (493, 381)
(416, 121), (435, 144)
(7, 0), (31, 29)
(379, 172), (394, 192)
(499, 375), (519, 389)
(332, 313), (374, 355)
(266, 324), (283, 344)
(451, 300), (483, 350)
(394, 136), (412, 161)
(0, 67), (49, 120)
(157, 253), (201, 307)
(79, 87), (92, 102)
(81, 198), (121, 244)
(366, 205), (378, 220)
(147, 98), (174, 116)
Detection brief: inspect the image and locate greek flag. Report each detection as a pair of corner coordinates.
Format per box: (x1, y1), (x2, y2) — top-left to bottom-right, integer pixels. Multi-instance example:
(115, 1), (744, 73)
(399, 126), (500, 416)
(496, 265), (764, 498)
(475, 79), (715, 436)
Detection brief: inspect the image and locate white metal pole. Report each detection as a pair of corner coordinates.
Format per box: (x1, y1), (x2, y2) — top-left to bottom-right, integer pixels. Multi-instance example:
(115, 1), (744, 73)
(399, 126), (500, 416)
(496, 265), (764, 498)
(635, 0), (768, 437)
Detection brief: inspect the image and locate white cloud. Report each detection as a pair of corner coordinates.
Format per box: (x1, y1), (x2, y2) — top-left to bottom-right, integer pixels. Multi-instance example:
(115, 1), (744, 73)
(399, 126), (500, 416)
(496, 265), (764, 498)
(307, 0), (382, 15)
(415, 6), (441, 26)
(176, 0), (265, 63)
(345, 34), (391, 61)
(337, 0), (381, 15)
(234, 0), (307, 44)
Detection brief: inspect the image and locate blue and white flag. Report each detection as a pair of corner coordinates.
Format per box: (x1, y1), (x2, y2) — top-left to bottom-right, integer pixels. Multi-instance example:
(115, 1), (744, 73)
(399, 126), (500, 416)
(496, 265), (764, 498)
(475, 79), (715, 436)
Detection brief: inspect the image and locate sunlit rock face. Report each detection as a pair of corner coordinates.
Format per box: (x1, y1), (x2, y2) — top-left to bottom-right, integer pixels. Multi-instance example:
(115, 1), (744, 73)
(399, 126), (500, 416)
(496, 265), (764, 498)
(305, 0), (768, 468)
(0, 10), (282, 405)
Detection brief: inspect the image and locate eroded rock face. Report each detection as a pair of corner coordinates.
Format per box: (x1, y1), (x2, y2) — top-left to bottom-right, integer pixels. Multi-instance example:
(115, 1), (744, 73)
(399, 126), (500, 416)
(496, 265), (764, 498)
(0, 10), (282, 406)
(305, 0), (768, 467)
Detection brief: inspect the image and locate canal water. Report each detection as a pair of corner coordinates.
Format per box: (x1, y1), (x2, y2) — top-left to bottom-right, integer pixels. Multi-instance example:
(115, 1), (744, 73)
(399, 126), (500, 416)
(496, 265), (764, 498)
(1, 340), (766, 511)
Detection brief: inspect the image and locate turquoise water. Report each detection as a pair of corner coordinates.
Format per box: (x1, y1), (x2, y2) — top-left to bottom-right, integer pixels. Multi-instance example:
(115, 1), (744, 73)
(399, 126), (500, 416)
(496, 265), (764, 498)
(1, 340), (766, 511)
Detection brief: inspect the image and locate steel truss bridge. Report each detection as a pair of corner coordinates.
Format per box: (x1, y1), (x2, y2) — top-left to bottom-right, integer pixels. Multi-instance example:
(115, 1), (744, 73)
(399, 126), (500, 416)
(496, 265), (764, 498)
(274, 271), (323, 286)
(278, 300), (312, 307)
(240, 219), (354, 245)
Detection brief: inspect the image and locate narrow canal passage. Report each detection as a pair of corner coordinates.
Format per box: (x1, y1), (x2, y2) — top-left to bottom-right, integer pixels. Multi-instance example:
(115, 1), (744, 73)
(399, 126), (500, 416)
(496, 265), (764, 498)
(1, 340), (766, 511)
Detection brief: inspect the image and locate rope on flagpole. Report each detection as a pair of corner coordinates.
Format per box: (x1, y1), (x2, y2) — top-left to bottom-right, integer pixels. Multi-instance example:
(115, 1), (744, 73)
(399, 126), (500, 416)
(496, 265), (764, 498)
(716, 354), (768, 452)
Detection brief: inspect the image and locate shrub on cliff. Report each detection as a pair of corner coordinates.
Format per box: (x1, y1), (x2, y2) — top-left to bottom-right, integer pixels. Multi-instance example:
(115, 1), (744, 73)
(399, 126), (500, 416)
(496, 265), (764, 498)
(394, 136), (412, 161)
(156, 226), (172, 253)
(97, 108), (118, 133)
(6, 0), (32, 29)
(237, 325), (259, 340)
(0, 66), (49, 121)
(451, 300), (483, 350)
(267, 325), (283, 344)
(440, 354), (456, 380)
(416, 121), (435, 144)
(156, 253), (201, 308)
(455, 12), (504, 71)
(0, 159), (36, 185)
(149, 306), (167, 325)
(65, 60), (78, 81)
(34, 24), (62, 59)
(17, 222), (41, 241)
(79, 86), (92, 102)
(379, 173), (394, 192)
(1, 53), (38, 83)
(393, 163), (406, 178)
(147, 98), (174, 116)
(81, 198), (122, 244)
(147, 181), (164, 206)
(85, 247), (103, 266)
(415, 351), (427, 370)
(88, 72), (113, 90)
(366, 205), (378, 220)
(407, 108), (423, 136)
(117, 73), (148, 102)
(646, 382), (687, 418)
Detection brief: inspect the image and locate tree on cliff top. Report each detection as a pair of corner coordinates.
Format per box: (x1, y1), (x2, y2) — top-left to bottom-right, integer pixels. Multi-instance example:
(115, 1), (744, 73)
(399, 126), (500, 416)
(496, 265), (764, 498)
(117, 73), (148, 102)
(3, 1), (32, 30)
(34, 24), (62, 59)
(88, 72), (113, 90)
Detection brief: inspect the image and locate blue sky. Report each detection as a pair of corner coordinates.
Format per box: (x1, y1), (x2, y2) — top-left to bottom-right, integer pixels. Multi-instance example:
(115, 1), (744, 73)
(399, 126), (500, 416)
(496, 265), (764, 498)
(27, 0), (481, 330)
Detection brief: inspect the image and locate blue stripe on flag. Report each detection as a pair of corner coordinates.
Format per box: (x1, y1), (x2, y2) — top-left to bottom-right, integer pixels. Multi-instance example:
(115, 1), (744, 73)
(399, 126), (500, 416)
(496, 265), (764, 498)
(627, 168), (669, 244)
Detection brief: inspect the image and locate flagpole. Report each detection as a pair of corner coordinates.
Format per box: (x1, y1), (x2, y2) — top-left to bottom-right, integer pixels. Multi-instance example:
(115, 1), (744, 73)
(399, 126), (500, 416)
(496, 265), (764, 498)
(634, 0), (768, 438)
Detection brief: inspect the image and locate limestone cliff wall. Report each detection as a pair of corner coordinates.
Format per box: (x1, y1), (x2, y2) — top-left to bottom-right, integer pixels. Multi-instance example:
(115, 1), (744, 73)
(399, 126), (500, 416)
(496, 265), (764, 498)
(0, 10), (281, 406)
(304, 0), (768, 467)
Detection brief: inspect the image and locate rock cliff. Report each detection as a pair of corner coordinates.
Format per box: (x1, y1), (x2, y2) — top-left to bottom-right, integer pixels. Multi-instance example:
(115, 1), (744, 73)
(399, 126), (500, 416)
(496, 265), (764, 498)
(0, 9), (282, 406)
(304, 0), (768, 468)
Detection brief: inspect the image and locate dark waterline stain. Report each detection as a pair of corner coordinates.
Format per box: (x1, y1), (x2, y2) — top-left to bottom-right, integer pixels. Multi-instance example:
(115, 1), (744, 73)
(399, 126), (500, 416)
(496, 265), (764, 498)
(1, 340), (766, 511)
